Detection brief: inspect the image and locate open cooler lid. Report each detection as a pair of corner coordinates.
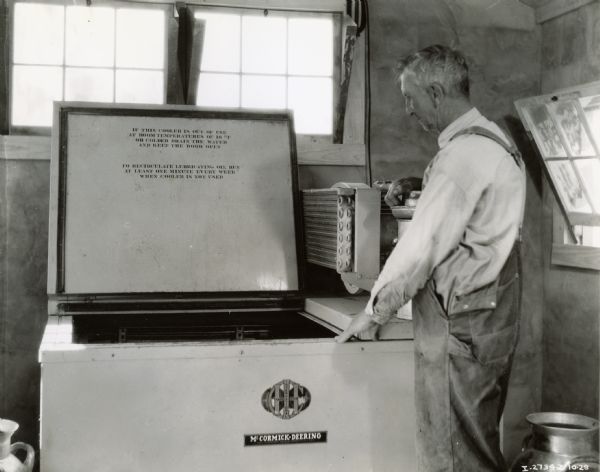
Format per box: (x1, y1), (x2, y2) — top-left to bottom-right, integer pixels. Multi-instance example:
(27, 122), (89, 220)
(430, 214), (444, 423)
(47, 103), (305, 315)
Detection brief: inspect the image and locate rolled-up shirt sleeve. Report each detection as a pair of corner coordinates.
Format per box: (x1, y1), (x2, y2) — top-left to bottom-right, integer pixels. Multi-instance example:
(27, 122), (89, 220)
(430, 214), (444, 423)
(366, 170), (479, 324)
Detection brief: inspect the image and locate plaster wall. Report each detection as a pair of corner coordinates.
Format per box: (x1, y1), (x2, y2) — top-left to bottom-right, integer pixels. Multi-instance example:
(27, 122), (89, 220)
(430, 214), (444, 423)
(0, 158), (49, 460)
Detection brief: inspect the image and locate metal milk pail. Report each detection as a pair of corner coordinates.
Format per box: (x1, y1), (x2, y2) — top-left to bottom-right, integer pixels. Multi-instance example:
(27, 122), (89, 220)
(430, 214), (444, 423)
(510, 412), (599, 471)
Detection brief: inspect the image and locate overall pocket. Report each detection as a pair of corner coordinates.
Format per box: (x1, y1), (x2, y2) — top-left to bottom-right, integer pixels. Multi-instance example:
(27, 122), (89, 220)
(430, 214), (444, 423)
(448, 274), (520, 365)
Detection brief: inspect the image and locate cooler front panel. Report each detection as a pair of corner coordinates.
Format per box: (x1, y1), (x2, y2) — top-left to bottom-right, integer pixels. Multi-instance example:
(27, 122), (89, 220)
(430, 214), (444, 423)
(40, 340), (415, 472)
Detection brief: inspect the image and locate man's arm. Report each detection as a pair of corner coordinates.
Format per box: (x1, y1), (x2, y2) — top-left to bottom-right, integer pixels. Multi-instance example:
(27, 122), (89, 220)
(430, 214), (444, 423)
(336, 170), (480, 342)
(369, 170), (478, 320)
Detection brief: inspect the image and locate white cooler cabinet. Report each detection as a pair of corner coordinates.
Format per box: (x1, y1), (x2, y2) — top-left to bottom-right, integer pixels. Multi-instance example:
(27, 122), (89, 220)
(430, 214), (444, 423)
(40, 335), (415, 472)
(41, 104), (416, 471)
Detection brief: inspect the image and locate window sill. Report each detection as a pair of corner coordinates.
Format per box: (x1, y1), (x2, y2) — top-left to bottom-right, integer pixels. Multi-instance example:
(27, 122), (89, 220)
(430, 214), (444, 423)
(1, 135), (51, 161)
(552, 243), (600, 271)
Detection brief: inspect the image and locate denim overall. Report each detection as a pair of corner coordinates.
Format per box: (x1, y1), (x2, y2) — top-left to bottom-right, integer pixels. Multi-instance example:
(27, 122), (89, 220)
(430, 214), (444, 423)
(412, 127), (523, 472)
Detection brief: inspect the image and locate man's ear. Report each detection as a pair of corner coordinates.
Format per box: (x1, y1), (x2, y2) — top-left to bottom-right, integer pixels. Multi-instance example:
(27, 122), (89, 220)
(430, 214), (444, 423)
(428, 82), (445, 107)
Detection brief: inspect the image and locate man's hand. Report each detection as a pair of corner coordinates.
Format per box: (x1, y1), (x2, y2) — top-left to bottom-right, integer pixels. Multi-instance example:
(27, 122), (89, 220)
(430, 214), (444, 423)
(383, 177), (423, 208)
(335, 310), (378, 343)
(384, 180), (404, 207)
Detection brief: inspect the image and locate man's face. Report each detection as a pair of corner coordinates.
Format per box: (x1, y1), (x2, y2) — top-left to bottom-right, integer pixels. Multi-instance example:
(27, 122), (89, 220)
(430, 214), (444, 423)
(400, 71), (436, 132)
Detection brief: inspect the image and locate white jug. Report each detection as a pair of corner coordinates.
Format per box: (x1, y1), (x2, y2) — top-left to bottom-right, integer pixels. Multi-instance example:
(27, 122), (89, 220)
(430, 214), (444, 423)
(0, 419), (34, 472)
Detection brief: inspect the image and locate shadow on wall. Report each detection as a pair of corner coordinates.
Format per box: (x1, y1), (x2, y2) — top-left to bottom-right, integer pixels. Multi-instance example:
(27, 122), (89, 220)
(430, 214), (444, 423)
(1, 159), (50, 472)
(503, 115), (543, 197)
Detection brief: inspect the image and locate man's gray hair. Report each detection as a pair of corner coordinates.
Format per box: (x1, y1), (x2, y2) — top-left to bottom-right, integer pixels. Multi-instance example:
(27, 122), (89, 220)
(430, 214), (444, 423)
(396, 45), (470, 98)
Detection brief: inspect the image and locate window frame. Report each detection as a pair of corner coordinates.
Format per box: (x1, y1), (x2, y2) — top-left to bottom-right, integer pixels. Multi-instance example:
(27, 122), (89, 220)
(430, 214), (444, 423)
(515, 80), (600, 270)
(7, 0), (345, 140)
(189, 5), (342, 139)
(8, 0), (172, 135)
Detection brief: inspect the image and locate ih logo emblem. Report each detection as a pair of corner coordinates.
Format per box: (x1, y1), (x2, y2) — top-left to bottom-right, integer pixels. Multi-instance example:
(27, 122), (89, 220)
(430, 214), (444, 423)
(262, 379), (311, 420)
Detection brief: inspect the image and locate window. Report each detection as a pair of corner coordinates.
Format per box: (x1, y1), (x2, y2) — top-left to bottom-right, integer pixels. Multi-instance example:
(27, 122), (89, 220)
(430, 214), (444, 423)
(11, 2), (167, 130)
(516, 81), (600, 267)
(9, 2), (343, 138)
(193, 8), (336, 135)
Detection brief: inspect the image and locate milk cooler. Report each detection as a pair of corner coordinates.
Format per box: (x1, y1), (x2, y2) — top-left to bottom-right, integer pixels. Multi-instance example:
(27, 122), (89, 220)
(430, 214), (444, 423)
(39, 103), (415, 472)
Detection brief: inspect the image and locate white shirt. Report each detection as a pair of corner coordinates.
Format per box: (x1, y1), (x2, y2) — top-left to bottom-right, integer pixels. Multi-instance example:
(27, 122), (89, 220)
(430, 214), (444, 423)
(366, 108), (526, 323)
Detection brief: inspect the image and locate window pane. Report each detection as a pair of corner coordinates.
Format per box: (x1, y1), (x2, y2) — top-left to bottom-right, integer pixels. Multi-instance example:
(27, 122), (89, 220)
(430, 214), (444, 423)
(194, 12), (240, 72)
(574, 159), (600, 212)
(288, 77), (332, 134)
(241, 75), (286, 109)
(116, 9), (165, 69)
(196, 73), (240, 108)
(574, 225), (600, 247)
(242, 16), (286, 74)
(580, 95), (600, 151)
(66, 6), (115, 67)
(288, 18), (333, 76)
(115, 70), (164, 104)
(12, 65), (62, 127)
(65, 68), (114, 102)
(13, 3), (64, 65)
(524, 104), (567, 158)
(548, 100), (595, 157)
(547, 160), (591, 213)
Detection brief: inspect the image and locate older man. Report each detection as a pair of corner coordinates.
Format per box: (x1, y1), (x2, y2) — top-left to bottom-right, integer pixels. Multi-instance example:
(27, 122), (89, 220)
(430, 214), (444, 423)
(336, 45), (526, 471)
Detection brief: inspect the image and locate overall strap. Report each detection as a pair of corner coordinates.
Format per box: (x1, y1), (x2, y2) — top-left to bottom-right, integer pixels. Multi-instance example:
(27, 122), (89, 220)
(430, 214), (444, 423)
(451, 125), (525, 242)
(451, 125), (523, 169)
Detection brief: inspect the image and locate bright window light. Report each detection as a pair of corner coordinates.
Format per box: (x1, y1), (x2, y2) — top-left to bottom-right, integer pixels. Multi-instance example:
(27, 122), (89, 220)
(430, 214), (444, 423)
(194, 12), (240, 72)
(11, 2), (167, 128)
(242, 16), (287, 74)
(574, 225), (600, 247)
(574, 159), (600, 212)
(65, 68), (114, 102)
(11, 65), (62, 127)
(116, 9), (165, 69)
(288, 76), (333, 135)
(13, 3), (64, 65)
(580, 96), (600, 150)
(288, 18), (333, 76)
(196, 73), (240, 108)
(194, 10), (335, 135)
(116, 70), (164, 104)
(241, 75), (286, 109)
(66, 6), (114, 67)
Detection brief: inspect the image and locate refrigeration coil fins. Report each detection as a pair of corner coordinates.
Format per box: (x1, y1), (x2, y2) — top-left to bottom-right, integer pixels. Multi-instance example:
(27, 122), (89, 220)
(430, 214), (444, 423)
(336, 194), (354, 272)
(302, 189), (354, 273)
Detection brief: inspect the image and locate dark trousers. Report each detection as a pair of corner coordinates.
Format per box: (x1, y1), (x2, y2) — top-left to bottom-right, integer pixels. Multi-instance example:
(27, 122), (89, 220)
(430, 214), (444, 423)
(412, 245), (521, 472)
